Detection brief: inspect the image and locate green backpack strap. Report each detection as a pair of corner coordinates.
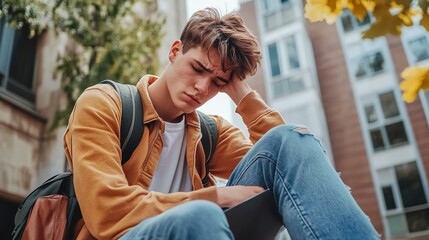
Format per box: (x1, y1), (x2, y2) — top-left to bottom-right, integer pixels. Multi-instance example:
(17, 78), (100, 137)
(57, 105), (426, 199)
(197, 111), (218, 186)
(100, 80), (144, 164)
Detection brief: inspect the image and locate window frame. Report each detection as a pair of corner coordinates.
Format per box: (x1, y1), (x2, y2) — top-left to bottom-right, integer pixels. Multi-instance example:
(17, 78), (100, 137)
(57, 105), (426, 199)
(339, 9), (372, 34)
(377, 162), (429, 236)
(266, 34), (307, 99)
(260, 0), (294, 32)
(404, 35), (429, 64)
(0, 18), (38, 106)
(362, 90), (409, 152)
(351, 50), (387, 80)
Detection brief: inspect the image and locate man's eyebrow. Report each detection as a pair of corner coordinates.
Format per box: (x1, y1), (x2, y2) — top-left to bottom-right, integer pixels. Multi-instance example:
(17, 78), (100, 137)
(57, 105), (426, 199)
(194, 60), (229, 84)
(195, 60), (213, 73)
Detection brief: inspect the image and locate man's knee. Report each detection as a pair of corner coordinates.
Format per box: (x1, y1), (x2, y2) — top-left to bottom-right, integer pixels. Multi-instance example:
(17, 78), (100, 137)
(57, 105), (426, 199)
(270, 124), (312, 136)
(259, 124), (325, 157)
(262, 124), (313, 143)
(174, 200), (227, 224)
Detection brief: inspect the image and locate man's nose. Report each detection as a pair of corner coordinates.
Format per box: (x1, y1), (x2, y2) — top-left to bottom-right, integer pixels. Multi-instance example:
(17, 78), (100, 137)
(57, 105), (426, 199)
(194, 77), (210, 95)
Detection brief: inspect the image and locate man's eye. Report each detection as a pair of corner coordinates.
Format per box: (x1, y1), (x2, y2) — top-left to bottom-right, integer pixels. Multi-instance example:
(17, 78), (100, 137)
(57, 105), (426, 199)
(212, 81), (221, 87)
(212, 80), (226, 88)
(192, 65), (203, 73)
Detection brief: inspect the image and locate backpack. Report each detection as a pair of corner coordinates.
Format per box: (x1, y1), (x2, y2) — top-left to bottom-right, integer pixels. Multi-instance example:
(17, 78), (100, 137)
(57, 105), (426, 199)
(11, 80), (218, 240)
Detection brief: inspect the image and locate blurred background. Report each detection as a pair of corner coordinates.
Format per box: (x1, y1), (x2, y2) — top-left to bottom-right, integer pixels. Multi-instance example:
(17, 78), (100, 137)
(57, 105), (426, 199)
(1, 0), (429, 239)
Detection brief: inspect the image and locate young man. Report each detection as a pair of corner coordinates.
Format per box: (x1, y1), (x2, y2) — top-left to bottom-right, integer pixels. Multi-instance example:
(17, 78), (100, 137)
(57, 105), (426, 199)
(64, 8), (380, 240)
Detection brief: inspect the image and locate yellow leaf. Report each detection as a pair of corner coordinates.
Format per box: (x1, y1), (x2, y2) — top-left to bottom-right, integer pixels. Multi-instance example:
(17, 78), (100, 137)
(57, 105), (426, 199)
(326, 15), (338, 24)
(399, 66), (429, 102)
(349, 0), (368, 21)
(305, 3), (331, 22)
(327, 0), (338, 12)
(400, 66), (428, 79)
(399, 12), (413, 26)
(304, 1), (342, 24)
(421, 13), (429, 31)
(361, 0), (375, 11)
(395, 0), (413, 7)
(400, 77), (420, 102)
(408, 7), (423, 16)
(422, 75), (429, 90)
(362, 7), (403, 39)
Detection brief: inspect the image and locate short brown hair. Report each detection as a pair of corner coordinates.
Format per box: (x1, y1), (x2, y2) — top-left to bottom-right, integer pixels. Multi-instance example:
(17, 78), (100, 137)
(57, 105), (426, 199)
(180, 7), (261, 80)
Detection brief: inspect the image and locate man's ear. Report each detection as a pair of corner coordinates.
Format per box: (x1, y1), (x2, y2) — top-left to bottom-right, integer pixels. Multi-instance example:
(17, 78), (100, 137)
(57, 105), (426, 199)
(169, 40), (182, 62)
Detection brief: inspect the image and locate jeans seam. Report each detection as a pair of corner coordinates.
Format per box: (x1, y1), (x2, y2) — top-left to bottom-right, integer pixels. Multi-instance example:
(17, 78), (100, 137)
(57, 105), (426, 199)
(229, 154), (261, 185)
(273, 159), (319, 240)
(233, 151), (320, 240)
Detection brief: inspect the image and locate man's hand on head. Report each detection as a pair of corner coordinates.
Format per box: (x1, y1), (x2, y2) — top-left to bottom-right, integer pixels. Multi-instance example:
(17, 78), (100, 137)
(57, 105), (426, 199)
(221, 75), (252, 106)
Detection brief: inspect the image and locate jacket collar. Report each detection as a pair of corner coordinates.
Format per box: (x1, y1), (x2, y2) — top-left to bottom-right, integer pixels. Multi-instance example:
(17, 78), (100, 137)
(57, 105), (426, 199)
(136, 75), (201, 129)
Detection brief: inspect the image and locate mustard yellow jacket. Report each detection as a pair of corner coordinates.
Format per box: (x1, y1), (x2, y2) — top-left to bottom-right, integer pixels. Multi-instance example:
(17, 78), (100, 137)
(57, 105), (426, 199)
(63, 75), (285, 239)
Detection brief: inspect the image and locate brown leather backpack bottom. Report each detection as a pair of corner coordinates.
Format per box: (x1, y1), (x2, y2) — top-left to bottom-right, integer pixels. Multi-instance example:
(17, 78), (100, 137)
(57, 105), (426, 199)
(22, 195), (68, 240)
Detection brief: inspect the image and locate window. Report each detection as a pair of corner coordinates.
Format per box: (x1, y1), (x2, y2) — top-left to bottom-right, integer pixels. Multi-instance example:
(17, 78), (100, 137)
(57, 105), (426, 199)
(0, 18), (38, 103)
(267, 35), (305, 98)
(340, 9), (371, 33)
(363, 91), (408, 151)
(396, 163), (427, 208)
(365, 105), (377, 123)
(268, 43), (280, 77)
(382, 186), (397, 210)
(262, 0), (293, 31)
(407, 36), (429, 63)
(353, 51), (385, 79)
(286, 37), (300, 69)
(380, 92), (400, 118)
(378, 162), (429, 236)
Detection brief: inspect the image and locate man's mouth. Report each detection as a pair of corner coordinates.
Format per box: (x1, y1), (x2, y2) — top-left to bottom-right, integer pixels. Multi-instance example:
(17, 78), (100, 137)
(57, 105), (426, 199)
(186, 93), (201, 104)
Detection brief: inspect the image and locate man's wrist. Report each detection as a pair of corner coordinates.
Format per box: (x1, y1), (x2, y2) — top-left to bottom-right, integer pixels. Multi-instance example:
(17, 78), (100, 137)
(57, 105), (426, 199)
(230, 85), (252, 105)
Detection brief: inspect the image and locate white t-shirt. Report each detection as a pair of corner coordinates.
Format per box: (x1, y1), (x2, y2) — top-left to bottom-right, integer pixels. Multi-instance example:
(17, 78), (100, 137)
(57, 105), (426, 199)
(148, 117), (192, 193)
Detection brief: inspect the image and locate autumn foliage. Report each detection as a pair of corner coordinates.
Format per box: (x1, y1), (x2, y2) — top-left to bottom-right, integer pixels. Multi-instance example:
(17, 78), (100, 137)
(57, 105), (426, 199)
(305, 0), (429, 103)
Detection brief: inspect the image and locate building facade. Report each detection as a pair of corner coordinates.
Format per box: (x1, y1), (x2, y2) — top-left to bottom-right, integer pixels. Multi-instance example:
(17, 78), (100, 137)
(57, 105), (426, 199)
(0, 1), (186, 239)
(0, 24), (69, 239)
(239, 0), (429, 239)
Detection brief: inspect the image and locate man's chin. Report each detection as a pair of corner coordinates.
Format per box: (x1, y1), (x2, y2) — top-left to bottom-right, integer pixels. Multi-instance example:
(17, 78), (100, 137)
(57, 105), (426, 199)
(183, 108), (197, 114)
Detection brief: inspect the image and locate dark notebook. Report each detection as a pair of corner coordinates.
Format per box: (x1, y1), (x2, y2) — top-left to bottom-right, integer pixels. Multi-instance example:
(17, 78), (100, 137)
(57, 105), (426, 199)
(224, 189), (283, 240)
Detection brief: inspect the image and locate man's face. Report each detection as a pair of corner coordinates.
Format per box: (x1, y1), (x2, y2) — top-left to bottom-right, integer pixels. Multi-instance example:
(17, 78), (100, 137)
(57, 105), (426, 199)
(166, 41), (232, 114)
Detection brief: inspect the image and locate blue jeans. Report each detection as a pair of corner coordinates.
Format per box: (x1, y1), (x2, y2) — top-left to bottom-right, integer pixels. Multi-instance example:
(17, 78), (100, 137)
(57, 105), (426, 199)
(120, 124), (380, 240)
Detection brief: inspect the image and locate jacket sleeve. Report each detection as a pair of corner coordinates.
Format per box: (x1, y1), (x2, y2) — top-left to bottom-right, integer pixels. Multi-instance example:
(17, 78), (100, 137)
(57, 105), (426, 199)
(208, 91), (285, 180)
(63, 86), (217, 239)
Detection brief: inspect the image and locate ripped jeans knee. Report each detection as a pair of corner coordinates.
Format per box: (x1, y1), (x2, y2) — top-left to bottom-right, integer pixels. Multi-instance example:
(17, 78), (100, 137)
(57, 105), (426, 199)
(263, 124), (327, 155)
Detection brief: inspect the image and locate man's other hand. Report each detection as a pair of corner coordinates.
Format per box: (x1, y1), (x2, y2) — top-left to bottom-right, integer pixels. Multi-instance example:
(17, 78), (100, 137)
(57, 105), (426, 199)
(216, 185), (264, 208)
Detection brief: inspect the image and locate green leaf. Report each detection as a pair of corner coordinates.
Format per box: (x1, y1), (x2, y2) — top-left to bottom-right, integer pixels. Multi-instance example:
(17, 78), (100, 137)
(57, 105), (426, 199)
(3, 0), (165, 131)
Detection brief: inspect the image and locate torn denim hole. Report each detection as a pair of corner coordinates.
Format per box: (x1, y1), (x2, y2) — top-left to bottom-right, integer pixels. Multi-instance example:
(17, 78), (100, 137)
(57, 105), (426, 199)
(337, 172), (352, 193)
(292, 126), (312, 135)
(345, 184), (352, 193)
(292, 125), (327, 153)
